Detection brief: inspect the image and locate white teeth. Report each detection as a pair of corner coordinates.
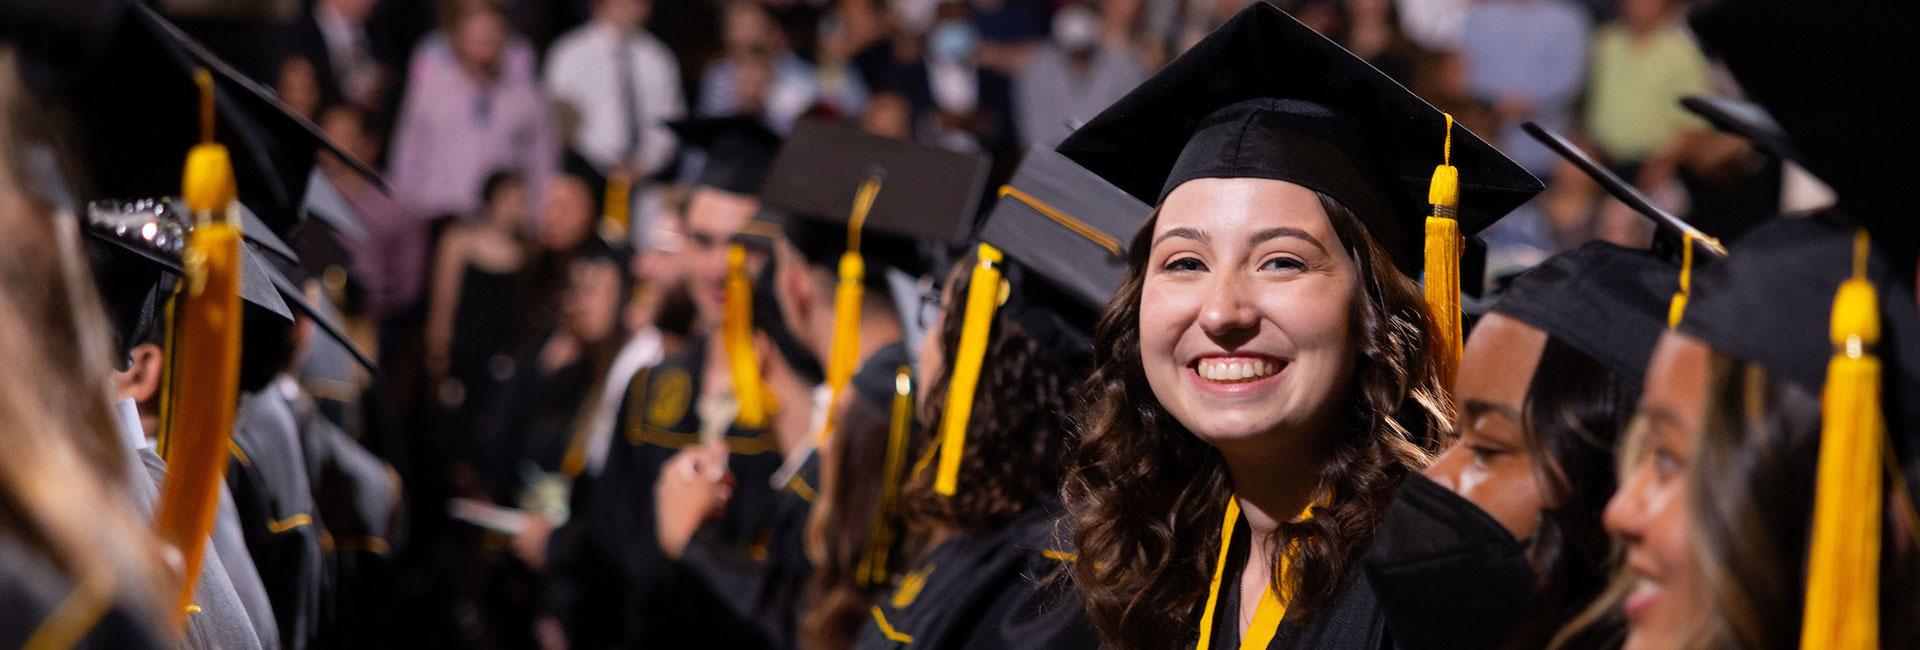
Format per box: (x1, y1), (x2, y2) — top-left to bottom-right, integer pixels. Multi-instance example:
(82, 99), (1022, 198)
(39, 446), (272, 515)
(1197, 358), (1280, 383)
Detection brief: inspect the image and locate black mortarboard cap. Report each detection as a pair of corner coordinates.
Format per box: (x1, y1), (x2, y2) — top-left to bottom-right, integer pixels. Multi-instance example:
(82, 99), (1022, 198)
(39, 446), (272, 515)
(978, 148), (1153, 313)
(1688, 0), (1919, 268)
(669, 115), (784, 197)
(850, 343), (912, 411)
(1056, 2), (1542, 277)
(242, 219), (378, 371)
(46, 2), (381, 239)
(761, 119), (990, 272)
(1679, 96), (1804, 167)
(84, 199), (291, 321)
(1491, 243), (1675, 382)
(1678, 213), (1920, 437)
(1523, 121), (1730, 259)
(303, 171), (371, 242)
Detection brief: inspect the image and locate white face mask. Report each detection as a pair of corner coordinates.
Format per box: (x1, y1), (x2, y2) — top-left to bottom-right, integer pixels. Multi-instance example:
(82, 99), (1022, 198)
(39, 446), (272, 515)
(1052, 5), (1101, 52)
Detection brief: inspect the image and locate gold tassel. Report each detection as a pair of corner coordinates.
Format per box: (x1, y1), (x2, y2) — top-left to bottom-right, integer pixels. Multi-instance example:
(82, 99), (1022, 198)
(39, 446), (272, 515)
(822, 176), (883, 444)
(934, 244), (1007, 496)
(153, 68), (245, 633)
(723, 244), (769, 428)
(857, 366), (915, 587)
(1801, 229), (1883, 650)
(601, 176), (632, 241)
(1423, 114), (1463, 385)
(1667, 232), (1695, 327)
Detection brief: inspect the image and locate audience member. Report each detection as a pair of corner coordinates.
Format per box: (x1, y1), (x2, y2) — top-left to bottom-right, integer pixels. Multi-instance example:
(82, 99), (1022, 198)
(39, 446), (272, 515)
(1015, 1), (1146, 150)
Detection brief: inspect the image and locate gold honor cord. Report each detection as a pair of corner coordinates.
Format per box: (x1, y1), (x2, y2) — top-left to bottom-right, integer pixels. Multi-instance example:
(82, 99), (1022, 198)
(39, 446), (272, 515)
(933, 244), (1008, 496)
(602, 176), (633, 240)
(1667, 232), (1696, 328)
(995, 185), (1123, 257)
(723, 244), (769, 427)
(857, 366), (916, 587)
(1801, 230), (1883, 650)
(1195, 498), (1308, 650)
(1422, 113), (1463, 386)
(154, 68), (246, 632)
(823, 176), (884, 444)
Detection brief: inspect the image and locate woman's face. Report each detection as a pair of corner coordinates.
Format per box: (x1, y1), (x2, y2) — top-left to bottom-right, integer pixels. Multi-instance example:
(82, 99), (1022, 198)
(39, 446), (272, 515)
(1606, 331), (1712, 650)
(1426, 312), (1549, 541)
(563, 259), (623, 343)
(1139, 177), (1361, 452)
(453, 10), (508, 72)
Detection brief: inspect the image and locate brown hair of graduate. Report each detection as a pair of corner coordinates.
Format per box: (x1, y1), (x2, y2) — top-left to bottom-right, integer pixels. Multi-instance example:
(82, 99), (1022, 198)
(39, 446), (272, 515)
(0, 51), (166, 629)
(898, 251), (1081, 534)
(1553, 355), (1920, 649)
(1063, 195), (1449, 648)
(802, 389), (918, 650)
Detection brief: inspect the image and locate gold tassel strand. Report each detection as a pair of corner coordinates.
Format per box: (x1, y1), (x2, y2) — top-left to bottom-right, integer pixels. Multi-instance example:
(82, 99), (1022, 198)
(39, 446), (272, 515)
(1423, 114), (1463, 385)
(933, 244), (1007, 496)
(857, 366), (915, 586)
(822, 176), (883, 443)
(153, 68), (246, 633)
(1667, 232), (1695, 328)
(723, 244), (769, 428)
(1801, 229), (1883, 650)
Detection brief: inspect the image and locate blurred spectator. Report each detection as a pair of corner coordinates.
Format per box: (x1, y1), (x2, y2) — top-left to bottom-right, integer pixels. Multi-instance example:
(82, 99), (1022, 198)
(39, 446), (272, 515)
(968, 0), (1050, 72)
(276, 56), (325, 120)
(1394, 0), (1468, 50)
(861, 91), (915, 138)
(545, 0), (686, 185)
(1461, 0), (1589, 179)
(1585, 0), (1709, 189)
(699, 0), (820, 130)
(1336, 0), (1428, 83)
(813, 12), (872, 119)
(319, 105), (429, 324)
(901, 2), (1019, 158)
(284, 0), (390, 110)
(388, 0), (558, 222)
(1140, 0), (1257, 65)
(1015, 1), (1146, 150)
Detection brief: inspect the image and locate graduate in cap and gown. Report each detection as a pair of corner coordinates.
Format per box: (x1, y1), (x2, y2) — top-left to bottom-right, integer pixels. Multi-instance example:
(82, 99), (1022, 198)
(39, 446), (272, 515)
(1054, 3), (1542, 648)
(656, 118), (991, 649)
(541, 115), (785, 649)
(1365, 118), (1732, 649)
(1562, 0), (1920, 646)
(851, 146), (1151, 649)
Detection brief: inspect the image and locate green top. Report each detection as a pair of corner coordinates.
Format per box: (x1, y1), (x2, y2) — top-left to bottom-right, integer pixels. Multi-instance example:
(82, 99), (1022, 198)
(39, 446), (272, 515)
(1586, 21), (1712, 163)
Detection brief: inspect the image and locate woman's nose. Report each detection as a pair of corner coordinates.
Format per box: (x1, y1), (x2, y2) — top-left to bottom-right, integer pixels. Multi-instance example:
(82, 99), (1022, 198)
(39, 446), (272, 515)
(1602, 466), (1649, 540)
(1197, 273), (1259, 339)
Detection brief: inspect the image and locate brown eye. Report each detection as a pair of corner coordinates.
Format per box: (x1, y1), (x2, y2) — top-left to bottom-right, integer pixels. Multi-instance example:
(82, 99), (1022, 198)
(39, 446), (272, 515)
(1163, 256), (1206, 273)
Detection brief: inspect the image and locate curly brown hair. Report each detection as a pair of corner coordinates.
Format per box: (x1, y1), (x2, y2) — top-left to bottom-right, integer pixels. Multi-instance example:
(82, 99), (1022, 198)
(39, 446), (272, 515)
(1062, 194), (1450, 648)
(898, 251), (1087, 537)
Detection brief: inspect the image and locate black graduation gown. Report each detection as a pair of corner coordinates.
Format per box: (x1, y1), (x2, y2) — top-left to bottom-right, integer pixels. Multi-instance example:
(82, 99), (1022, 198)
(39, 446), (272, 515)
(0, 534), (163, 649)
(545, 337), (786, 649)
(1362, 473), (1536, 650)
(852, 506), (1096, 650)
(678, 455), (820, 650)
(291, 389), (403, 648)
(1197, 517), (1391, 650)
(229, 386), (331, 650)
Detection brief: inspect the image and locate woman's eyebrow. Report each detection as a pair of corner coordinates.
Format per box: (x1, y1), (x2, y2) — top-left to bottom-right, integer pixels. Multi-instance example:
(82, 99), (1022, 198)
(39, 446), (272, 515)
(1250, 227), (1326, 254)
(1462, 398), (1522, 422)
(1152, 227), (1208, 247)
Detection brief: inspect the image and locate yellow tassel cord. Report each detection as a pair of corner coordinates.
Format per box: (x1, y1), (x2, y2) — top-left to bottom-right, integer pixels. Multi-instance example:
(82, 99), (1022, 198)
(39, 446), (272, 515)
(723, 244), (769, 428)
(822, 176), (884, 444)
(154, 68), (245, 633)
(933, 244), (1007, 496)
(601, 176), (632, 241)
(857, 366), (915, 587)
(1801, 230), (1884, 650)
(1667, 232), (1695, 328)
(1423, 114), (1463, 385)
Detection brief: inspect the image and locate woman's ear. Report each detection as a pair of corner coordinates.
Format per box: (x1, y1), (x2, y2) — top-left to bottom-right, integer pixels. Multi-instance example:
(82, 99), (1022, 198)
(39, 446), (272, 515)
(124, 343), (166, 405)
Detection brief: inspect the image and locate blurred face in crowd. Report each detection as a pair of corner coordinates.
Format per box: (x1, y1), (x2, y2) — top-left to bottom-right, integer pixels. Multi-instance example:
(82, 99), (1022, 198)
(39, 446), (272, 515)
(563, 258), (624, 343)
(1426, 312), (1550, 540)
(484, 177), (528, 228)
(1140, 178), (1360, 454)
(1606, 331), (1712, 650)
(682, 187), (761, 327)
(539, 176), (596, 251)
(724, 1), (775, 54)
(1619, 0), (1669, 29)
(318, 106), (380, 165)
(453, 6), (509, 74)
(596, 0), (650, 31)
(324, 0), (379, 23)
(277, 57), (322, 120)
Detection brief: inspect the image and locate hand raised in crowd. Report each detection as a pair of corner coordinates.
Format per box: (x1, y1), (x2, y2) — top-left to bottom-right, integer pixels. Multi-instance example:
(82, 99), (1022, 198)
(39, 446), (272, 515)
(655, 442), (733, 561)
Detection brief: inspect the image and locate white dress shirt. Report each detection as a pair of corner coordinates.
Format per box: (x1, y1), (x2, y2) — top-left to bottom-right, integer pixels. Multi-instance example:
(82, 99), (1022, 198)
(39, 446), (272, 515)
(544, 22), (686, 177)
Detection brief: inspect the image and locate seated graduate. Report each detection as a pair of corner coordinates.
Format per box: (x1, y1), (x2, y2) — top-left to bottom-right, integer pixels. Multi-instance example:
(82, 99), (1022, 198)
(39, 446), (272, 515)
(1055, 4), (1540, 648)
(1566, 0), (1920, 646)
(851, 147), (1153, 649)
(1366, 119), (1725, 649)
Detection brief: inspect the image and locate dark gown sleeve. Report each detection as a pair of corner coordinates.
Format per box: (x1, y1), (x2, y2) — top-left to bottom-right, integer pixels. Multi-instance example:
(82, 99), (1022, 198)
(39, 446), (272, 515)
(957, 555), (1098, 650)
(677, 484), (815, 650)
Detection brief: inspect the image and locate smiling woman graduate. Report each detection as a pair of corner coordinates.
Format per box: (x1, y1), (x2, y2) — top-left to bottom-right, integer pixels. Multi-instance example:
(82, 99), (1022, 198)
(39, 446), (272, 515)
(1055, 3), (1541, 649)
